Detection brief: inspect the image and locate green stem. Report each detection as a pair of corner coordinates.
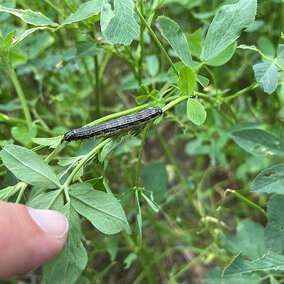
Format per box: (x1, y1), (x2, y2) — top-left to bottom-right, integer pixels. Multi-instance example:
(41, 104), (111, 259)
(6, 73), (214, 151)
(94, 55), (101, 118)
(4, 59), (32, 128)
(135, 125), (150, 188)
(44, 0), (65, 16)
(147, 0), (165, 18)
(204, 65), (217, 93)
(224, 82), (259, 102)
(134, 5), (178, 76)
(162, 96), (188, 112)
(45, 141), (67, 163)
(138, 0), (145, 85)
(195, 91), (216, 102)
(226, 189), (268, 219)
(15, 184), (28, 204)
(156, 129), (185, 186)
(64, 139), (110, 186)
(169, 244), (214, 281)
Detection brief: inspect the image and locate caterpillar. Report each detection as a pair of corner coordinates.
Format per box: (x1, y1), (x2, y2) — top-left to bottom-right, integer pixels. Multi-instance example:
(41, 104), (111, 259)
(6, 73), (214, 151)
(64, 107), (163, 141)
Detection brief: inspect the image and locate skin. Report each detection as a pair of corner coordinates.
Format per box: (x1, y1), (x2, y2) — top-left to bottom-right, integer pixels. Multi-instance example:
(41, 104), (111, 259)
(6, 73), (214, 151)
(0, 201), (68, 280)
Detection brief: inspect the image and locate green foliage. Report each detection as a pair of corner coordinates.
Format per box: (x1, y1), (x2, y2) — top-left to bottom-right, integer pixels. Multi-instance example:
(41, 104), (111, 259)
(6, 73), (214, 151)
(0, 0), (284, 282)
(70, 182), (130, 234)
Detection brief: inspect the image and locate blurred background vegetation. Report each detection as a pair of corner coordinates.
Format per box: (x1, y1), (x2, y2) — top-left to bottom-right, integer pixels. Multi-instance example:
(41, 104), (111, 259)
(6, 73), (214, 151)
(0, 0), (284, 283)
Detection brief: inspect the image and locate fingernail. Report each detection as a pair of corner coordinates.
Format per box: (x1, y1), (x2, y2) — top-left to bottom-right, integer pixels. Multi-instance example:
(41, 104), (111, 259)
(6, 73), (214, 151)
(28, 208), (68, 239)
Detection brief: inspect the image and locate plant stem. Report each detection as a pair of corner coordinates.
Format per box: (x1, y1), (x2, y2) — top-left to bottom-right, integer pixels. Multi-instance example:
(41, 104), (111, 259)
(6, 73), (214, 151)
(64, 139), (110, 186)
(15, 183), (28, 204)
(224, 82), (259, 102)
(169, 243), (214, 281)
(134, 6), (178, 76)
(44, 0), (65, 16)
(135, 124), (150, 188)
(138, 0), (145, 85)
(226, 189), (268, 219)
(4, 59), (32, 128)
(94, 55), (101, 118)
(162, 96), (188, 112)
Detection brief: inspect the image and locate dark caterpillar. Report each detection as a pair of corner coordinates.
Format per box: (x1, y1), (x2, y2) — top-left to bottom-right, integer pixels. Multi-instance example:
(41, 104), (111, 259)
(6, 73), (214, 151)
(64, 107), (163, 141)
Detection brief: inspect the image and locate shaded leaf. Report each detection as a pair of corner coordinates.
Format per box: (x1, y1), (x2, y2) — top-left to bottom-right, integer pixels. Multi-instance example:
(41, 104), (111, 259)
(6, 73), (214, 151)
(265, 195), (284, 254)
(206, 267), (261, 284)
(251, 163), (284, 194)
(11, 27), (53, 48)
(32, 136), (62, 148)
(0, 183), (23, 201)
(223, 251), (284, 275)
(141, 161), (168, 202)
(186, 28), (202, 58)
(235, 220), (266, 260)
(231, 129), (284, 156)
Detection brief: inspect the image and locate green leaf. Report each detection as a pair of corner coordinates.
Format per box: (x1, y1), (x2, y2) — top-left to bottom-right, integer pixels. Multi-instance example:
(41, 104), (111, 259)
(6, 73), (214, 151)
(62, 0), (102, 25)
(0, 5), (57, 26)
(100, 0), (115, 32)
(277, 44), (284, 58)
(206, 267), (261, 284)
(146, 55), (159, 77)
(231, 129), (284, 156)
(43, 204), (88, 284)
(0, 145), (61, 189)
(11, 27), (53, 48)
(157, 16), (192, 67)
(135, 190), (142, 246)
(141, 161), (168, 202)
(187, 98), (207, 125)
(235, 220), (266, 260)
(124, 252), (137, 269)
(11, 125), (30, 145)
(201, 0), (257, 62)
(0, 183), (23, 201)
(114, 137), (141, 156)
(196, 75), (209, 87)
(70, 183), (130, 234)
(186, 28), (202, 58)
(168, 61), (184, 84)
(223, 251), (284, 275)
(253, 61), (278, 95)
(257, 36), (275, 58)
(237, 44), (259, 52)
(265, 195), (284, 254)
(141, 192), (159, 212)
(206, 42), (236, 66)
(27, 190), (64, 210)
(103, 0), (140, 45)
(32, 136), (62, 148)
(177, 65), (196, 96)
(76, 41), (104, 57)
(251, 163), (284, 194)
